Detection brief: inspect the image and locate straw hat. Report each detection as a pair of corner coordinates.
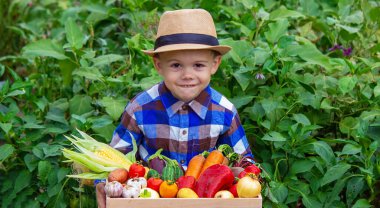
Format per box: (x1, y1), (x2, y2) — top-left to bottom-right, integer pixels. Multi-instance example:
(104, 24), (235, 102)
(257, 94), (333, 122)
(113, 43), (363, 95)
(142, 9), (231, 56)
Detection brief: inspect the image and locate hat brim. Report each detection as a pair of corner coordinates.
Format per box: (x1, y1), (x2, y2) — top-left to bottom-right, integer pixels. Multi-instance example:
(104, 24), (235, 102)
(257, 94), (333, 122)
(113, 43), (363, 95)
(142, 44), (231, 56)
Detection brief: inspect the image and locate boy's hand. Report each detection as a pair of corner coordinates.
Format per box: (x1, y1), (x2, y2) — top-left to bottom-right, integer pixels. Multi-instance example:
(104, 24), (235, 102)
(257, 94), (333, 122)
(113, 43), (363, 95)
(96, 182), (106, 208)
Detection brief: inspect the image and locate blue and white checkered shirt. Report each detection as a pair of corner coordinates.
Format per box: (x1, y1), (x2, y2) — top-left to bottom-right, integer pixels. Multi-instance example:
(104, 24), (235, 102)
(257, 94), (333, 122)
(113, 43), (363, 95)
(110, 82), (253, 169)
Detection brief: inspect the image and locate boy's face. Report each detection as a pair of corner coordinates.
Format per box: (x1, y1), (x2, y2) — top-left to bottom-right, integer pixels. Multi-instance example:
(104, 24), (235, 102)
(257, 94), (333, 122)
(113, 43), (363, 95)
(153, 49), (222, 102)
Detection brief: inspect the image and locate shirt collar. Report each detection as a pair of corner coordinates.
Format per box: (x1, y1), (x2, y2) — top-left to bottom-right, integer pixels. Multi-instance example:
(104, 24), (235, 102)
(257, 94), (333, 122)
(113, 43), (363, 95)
(159, 82), (211, 120)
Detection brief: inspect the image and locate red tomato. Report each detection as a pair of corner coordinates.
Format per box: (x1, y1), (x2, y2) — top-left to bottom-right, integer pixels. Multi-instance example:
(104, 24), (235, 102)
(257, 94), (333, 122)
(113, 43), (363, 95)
(229, 183), (238, 198)
(147, 177), (163, 193)
(129, 163), (146, 178)
(238, 164), (261, 178)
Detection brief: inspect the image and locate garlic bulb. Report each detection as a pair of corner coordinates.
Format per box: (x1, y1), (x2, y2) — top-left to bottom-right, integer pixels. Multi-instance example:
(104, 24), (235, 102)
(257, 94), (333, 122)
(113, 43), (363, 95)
(122, 185), (140, 198)
(104, 181), (123, 198)
(127, 177), (147, 190)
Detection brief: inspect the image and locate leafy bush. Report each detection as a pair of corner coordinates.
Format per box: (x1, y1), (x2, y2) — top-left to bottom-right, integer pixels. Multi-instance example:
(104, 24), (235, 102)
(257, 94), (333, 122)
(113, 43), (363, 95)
(0, 0), (379, 207)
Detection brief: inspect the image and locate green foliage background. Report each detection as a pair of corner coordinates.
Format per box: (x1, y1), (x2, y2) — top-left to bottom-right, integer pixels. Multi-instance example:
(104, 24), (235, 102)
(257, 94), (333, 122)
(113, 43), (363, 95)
(1, 0), (380, 207)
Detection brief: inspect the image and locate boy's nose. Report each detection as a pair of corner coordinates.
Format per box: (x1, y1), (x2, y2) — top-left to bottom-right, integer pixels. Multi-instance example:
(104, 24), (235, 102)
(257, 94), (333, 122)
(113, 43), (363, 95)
(181, 67), (194, 79)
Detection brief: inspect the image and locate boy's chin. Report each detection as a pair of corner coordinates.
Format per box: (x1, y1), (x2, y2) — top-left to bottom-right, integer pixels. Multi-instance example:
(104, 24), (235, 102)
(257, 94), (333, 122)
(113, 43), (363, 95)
(175, 93), (198, 103)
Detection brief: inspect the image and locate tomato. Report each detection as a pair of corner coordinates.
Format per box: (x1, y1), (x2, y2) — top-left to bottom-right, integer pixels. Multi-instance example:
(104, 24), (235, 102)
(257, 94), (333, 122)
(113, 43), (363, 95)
(147, 177), (163, 193)
(129, 163), (146, 178)
(229, 183), (238, 198)
(237, 175), (261, 198)
(238, 164), (261, 178)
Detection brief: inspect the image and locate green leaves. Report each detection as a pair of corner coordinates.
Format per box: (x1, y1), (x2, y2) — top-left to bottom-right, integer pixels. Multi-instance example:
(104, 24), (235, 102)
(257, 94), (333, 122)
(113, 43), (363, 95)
(0, 144), (15, 161)
(100, 96), (126, 121)
(22, 39), (68, 60)
(262, 131), (287, 142)
(265, 18), (289, 44)
(92, 54), (124, 67)
(339, 76), (357, 94)
(312, 141), (335, 165)
(65, 18), (85, 50)
(320, 163), (351, 186)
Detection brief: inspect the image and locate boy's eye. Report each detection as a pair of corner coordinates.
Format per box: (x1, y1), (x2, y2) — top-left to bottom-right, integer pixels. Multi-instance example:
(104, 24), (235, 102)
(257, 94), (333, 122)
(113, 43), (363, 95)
(170, 63), (181, 69)
(194, 63), (205, 68)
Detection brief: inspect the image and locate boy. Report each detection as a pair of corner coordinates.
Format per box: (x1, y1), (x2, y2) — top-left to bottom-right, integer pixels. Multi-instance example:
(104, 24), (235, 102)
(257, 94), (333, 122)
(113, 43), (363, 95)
(96, 9), (254, 207)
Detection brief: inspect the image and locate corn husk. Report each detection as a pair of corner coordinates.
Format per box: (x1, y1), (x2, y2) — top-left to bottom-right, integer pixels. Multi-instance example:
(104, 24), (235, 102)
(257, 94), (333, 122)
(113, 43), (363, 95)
(62, 129), (137, 179)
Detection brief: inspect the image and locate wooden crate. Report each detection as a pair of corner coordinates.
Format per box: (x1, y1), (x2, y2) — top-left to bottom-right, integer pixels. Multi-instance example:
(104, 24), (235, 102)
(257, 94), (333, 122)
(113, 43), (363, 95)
(106, 195), (262, 208)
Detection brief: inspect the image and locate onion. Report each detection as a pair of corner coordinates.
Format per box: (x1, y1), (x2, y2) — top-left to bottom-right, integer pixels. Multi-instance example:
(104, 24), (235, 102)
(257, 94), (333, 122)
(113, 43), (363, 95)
(237, 175), (261, 198)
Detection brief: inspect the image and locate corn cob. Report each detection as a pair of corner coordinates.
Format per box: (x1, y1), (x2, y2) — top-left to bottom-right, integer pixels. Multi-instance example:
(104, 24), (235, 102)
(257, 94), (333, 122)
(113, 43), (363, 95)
(62, 129), (136, 179)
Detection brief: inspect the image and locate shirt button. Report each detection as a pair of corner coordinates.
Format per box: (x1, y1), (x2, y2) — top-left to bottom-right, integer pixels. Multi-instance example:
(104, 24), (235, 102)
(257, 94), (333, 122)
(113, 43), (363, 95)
(182, 130), (187, 135)
(182, 105), (188, 110)
(180, 160), (185, 164)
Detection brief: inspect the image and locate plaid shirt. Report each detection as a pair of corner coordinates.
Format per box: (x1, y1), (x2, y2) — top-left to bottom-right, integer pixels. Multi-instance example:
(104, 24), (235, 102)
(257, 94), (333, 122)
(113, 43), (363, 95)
(110, 82), (253, 168)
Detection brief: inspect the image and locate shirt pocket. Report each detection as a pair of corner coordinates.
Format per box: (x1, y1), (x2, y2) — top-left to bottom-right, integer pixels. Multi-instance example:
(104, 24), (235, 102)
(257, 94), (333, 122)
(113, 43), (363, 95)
(192, 136), (220, 153)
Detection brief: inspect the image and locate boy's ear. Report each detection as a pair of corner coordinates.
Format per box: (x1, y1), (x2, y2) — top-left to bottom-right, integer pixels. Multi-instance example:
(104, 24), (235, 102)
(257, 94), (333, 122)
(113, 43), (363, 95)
(152, 56), (163, 75)
(211, 55), (222, 75)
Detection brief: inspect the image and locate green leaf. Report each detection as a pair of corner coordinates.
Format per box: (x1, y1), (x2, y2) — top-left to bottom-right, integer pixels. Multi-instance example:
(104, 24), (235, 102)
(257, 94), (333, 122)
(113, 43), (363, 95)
(373, 84), (380, 97)
(22, 39), (68, 60)
(0, 123), (12, 134)
(352, 199), (371, 208)
(346, 177), (364, 206)
(262, 131), (287, 142)
(301, 195), (322, 208)
(43, 144), (63, 157)
(65, 18), (85, 49)
(336, 24), (361, 34)
(312, 141), (335, 165)
(339, 76), (357, 94)
(47, 183), (61, 197)
(343, 10), (364, 24)
(253, 48), (271, 65)
(100, 97), (126, 121)
(321, 98), (337, 110)
(92, 54), (124, 67)
(6, 89), (25, 97)
(0, 144), (15, 161)
(230, 95), (254, 109)
(269, 181), (288, 203)
(269, 6), (305, 20)
(339, 144), (361, 155)
(15, 170), (32, 194)
(293, 37), (333, 70)
(233, 67), (252, 91)
(293, 113), (311, 125)
(321, 163), (351, 186)
(261, 98), (283, 114)
(45, 108), (68, 125)
(73, 67), (104, 81)
(265, 18), (289, 43)
(220, 38), (252, 64)
(91, 116), (113, 128)
(339, 117), (358, 134)
(58, 59), (76, 86)
(38, 160), (52, 184)
(69, 94), (93, 116)
(24, 154), (39, 172)
(290, 159), (315, 174)
(126, 133), (138, 163)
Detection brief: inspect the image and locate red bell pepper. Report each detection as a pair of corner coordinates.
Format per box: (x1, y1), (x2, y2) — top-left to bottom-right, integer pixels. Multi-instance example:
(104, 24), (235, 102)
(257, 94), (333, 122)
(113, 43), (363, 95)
(194, 164), (234, 198)
(238, 164), (261, 178)
(176, 175), (196, 190)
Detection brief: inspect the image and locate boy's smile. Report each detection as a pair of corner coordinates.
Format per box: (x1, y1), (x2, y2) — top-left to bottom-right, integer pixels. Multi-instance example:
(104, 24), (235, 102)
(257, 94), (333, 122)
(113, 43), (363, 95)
(153, 50), (221, 102)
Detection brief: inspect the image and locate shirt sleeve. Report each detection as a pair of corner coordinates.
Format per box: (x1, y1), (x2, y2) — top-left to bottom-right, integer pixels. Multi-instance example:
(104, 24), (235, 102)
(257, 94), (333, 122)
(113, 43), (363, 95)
(217, 110), (254, 159)
(109, 103), (143, 154)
